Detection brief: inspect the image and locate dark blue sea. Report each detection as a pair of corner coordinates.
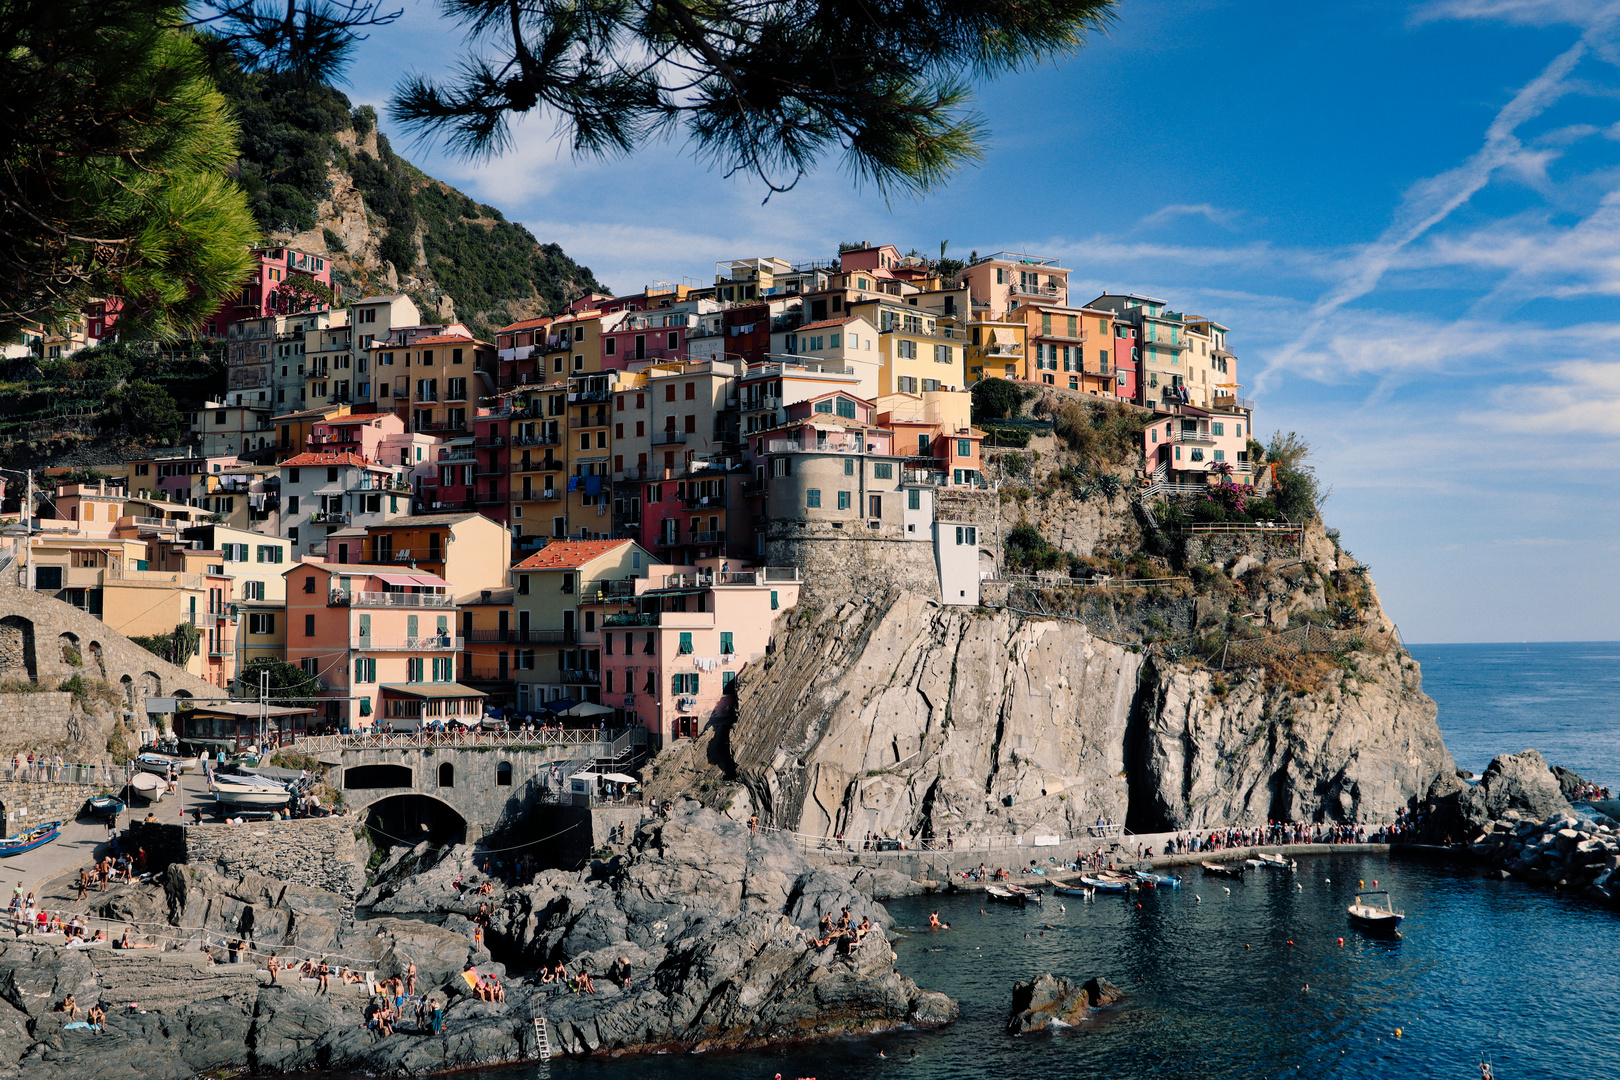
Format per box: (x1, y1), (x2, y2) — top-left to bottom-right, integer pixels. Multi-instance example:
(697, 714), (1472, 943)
(479, 643), (1620, 1080)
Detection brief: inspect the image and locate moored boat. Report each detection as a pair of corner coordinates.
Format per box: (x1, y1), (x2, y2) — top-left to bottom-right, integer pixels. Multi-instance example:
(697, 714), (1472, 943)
(1201, 861), (1246, 879)
(129, 772), (168, 802)
(1052, 882), (1093, 897)
(985, 885), (1028, 906)
(1004, 883), (1042, 905)
(1256, 852), (1289, 867)
(1347, 889), (1404, 933)
(0, 821), (61, 856)
(135, 752), (200, 775)
(1134, 870), (1181, 888)
(1080, 875), (1129, 892)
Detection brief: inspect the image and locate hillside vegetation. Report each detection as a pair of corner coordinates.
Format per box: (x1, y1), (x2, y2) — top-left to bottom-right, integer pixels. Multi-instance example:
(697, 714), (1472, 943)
(218, 67), (606, 340)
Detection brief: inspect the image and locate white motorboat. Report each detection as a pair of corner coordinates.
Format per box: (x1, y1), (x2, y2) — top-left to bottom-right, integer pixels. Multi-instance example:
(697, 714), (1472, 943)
(212, 775), (291, 808)
(129, 771), (169, 802)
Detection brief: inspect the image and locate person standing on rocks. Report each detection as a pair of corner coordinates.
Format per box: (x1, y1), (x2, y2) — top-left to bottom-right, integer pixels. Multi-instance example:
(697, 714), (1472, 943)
(406, 962), (417, 996)
(749, 813), (758, 836)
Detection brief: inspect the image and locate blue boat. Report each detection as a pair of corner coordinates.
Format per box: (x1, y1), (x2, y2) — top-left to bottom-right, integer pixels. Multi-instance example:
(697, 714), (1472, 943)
(88, 796), (124, 818)
(1134, 870), (1182, 889)
(0, 821), (61, 856)
(1080, 875), (1129, 892)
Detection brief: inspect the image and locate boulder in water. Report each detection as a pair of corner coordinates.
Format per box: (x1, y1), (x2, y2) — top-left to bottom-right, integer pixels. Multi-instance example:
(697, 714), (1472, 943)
(1006, 973), (1122, 1034)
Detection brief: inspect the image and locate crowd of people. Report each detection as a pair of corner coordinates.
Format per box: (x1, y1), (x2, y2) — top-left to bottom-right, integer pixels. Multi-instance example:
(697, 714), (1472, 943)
(804, 907), (873, 953)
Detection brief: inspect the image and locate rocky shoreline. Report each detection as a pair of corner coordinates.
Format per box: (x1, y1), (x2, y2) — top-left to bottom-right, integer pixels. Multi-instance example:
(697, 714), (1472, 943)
(0, 803), (954, 1079)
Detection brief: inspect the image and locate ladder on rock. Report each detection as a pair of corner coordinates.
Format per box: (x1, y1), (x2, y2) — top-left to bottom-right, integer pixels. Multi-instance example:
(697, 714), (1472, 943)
(532, 1014), (553, 1060)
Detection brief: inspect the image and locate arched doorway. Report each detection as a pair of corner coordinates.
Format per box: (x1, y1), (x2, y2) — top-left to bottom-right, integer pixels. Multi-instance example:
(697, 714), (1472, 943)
(361, 793), (466, 848)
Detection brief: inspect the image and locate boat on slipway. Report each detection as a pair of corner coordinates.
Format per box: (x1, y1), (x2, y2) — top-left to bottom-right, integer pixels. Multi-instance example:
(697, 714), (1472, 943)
(212, 773), (291, 809)
(128, 772), (168, 802)
(0, 821), (60, 856)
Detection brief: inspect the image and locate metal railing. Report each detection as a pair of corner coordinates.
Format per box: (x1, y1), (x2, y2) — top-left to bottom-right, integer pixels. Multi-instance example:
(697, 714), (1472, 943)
(465, 628), (575, 644)
(356, 635), (464, 651)
(333, 590), (455, 609)
(296, 727), (633, 752)
(653, 431), (687, 445)
(4, 760), (134, 787)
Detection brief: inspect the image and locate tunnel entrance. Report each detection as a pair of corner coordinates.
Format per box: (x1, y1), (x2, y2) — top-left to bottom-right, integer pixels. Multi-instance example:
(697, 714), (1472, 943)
(363, 793), (467, 848)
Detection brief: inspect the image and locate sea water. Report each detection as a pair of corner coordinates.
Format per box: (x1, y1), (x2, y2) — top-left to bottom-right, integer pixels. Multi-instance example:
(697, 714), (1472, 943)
(473, 643), (1620, 1080)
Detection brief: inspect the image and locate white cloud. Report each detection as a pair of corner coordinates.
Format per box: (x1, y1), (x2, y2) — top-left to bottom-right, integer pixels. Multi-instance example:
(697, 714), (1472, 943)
(1414, 0), (1620, 29)
(1139, 203), (1241, 229)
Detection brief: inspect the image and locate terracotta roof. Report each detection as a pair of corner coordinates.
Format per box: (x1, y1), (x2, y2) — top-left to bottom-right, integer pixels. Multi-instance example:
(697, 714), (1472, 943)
(497, 317), (554, 333)
(278, 452), (375, 468)
(373, 512), (480, 528)
(408, 334), (481, 347)
(513, 539), (633, 571)
(794, 317), (860, 332)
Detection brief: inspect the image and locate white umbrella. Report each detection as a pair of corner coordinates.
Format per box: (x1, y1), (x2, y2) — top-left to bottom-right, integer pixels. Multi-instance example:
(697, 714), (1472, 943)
(558, 701), (615, 718)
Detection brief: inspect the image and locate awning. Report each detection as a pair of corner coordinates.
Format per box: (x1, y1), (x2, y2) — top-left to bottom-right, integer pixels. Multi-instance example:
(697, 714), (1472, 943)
(991, 328), (1018, 344)
(406, 573), (449, 587)
(597, 772), (638, 784)
(559, 701), (615, 718)
(375, 573), (421, 587)
(378, 683), (488, 699)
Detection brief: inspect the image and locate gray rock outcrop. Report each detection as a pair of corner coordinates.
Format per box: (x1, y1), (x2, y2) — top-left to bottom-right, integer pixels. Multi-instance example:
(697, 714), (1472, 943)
(8, 803), (952, 1078)
(1006, 973), (1123, 1033)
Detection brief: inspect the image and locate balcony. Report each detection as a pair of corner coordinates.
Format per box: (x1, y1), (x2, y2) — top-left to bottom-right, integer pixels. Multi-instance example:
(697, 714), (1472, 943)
(357, 635), (464, 652)
(689, 530), (724, 544)
(377, 548), (443, 564)
(582, 578), (640, 598)
(466, 628), (575, 644)
(332, 590), (455, 609)
(1171, 429), (1216, 445)
(653, 431), (687, 446)
(558, 669), (601, 685)
(1143, 336), (1189, 352)
(437, 448), (476, 463)
(513, 432), (562, 447)
(514, 459), (563, 474)
(516, 488), (560, 502)
(569, 389), (612, 403)
(474, 492), (505, 505)
(603, 612), (659, 627)
(307, 509), (350, 524)
(740, 478), (768, 496)
(1212, 395), (1255, 412)
(569, 412), (610, 428)
(1006, 281), (1064, 302)
(476, 434), (506, 448)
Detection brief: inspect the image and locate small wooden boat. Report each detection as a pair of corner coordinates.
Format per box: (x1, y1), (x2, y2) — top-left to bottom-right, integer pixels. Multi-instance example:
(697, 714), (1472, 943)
(1080, 875), (1129, 892)
(129, 772), (168, 802)
(985, 885), (1027, 906)
(1134, 870), (1181, 888)
(0, 821), (61, 856)
(1201, 861), (1246, 879)
(1255, 852), (1289, 867)
(135, 752), (200, 775)
(1347, 889), (1404, 933)
(1004, 883), (1042, 905)
(87, 795), (125, 818)
(1052, 882), (1094, 897)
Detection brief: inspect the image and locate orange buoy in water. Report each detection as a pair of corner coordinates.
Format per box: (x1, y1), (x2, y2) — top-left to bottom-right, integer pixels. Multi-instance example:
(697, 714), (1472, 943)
(1287, 940), (1295, 947)
(1337, 937), (1345, 946)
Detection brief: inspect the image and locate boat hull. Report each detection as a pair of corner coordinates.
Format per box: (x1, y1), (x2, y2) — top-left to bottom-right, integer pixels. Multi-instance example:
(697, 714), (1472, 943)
(985, 887), (1027, 906)
(128, 774), (168, 801)
(1134, 871), (1181, 888)
(1201, 862), (1246, 879)
(1052, 883), (1092, 896)
(212, 783), (290, 808)
(1080, 876), (1128, 892)
(87, 796), (125, 817)
(0, 823), (60, 856)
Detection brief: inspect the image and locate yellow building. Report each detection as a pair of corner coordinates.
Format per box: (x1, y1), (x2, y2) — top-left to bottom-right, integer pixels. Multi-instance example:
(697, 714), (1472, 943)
(509, 539), (654, 711)
(394, 334), (497, 437)
(272, 402), (353, 457)
(850, 299), (967, 396)
(964, 317), (1028, 383)
(504, 381), (569, 550)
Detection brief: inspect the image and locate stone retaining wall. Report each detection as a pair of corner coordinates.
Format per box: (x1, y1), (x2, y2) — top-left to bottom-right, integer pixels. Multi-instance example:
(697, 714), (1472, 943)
(0, 779), (101, 834)
(121, 817), (367, 898)
(0, 694), (76, 762)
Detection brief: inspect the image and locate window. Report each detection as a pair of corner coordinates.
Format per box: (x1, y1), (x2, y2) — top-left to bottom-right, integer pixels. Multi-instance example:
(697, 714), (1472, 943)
(518, 574), (530, 595)
(868, 495), (882, 517)
(438, 762), (453, 787)
(679, 631), (693, 654)
(432, 657), (452, 681)
(302, 575), (316, 593)
(896, 339), (916, 359)
(248, 612), (274, 635)
(770, 590), (779, 610)
(806, 488), (821, 508)
(243, 580), (265, 601)
(873, 463), (893, 480)
(496, 762), (512, 786)
(934, 344), (951, 364)
(958, 439), (972, 457)
(908, 489), (921, 510)
(829, 333), (840, 348)
(407, 657), (424, 681)
(1212, 422), (1225, 436)
(672, 672), (700, 694)
(837, 490), (850, 510)
(720, 631), (734, 654)
(897, 376), (917, 394)
(1213, 450), (1225, 462)
(303, 614), (315, 637)
(354, 657), (375, 682)
(256, 544), (282, 563)
(288, 468), (300, 482)
(955, 525), (977, 545)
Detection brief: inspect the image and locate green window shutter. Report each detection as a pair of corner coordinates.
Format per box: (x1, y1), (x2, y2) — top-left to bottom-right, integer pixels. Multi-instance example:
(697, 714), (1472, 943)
(771, 590), (779, 610)
(679, 631), (693, 654)
(720, 631), (733, 654)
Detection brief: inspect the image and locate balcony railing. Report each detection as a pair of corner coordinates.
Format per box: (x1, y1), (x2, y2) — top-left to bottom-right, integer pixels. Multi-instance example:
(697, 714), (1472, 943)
(465, 628), (575, 644)
(513, 432), (562, 446)
(690, 530), (723, 544)
(1171, 430), (1216, 445)
(437, 448), (476, 463)
(357, 635), (464, 652)
(603, 612), (659, 627)
(653, 431), (687, 445)
(332, 590), (455, 609)
(558, 669), (601, 685)
(474, 493), (505, 505)
(569, 412), (610, 428)
(741, 478), (768, 496)
(513, 460), (563, 474)
(308, 510), (351, 524)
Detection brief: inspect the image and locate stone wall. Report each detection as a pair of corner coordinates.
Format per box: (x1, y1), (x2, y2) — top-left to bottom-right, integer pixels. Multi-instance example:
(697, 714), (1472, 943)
(0, 779), (102, 834)
(764, 526), (941, 604)
(121, 817), (368, 898)
(186, 817), (367, 897)
(0, 584), (222, 715)
(0, 693), (76, 761)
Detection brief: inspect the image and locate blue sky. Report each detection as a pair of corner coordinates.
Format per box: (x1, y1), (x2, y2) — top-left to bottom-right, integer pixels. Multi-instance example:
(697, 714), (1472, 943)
(343, 0), (1620, 643)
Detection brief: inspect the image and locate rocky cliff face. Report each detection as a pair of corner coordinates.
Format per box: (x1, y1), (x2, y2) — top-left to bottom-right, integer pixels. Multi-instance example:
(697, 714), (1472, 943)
(652, 514), (1453, 838)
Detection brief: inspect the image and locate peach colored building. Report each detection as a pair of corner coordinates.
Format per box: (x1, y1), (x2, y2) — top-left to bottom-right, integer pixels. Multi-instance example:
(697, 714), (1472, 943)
(600, 559), (799, 743)
(283, 561), (478, 730)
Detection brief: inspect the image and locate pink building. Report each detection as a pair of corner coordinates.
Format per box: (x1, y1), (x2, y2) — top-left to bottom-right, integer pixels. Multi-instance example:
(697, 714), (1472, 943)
(202, 247), (334, 338)
(283, 561), (479, 730)
(600, 560), (799, 743)
(1142, 409), (1253, 486)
